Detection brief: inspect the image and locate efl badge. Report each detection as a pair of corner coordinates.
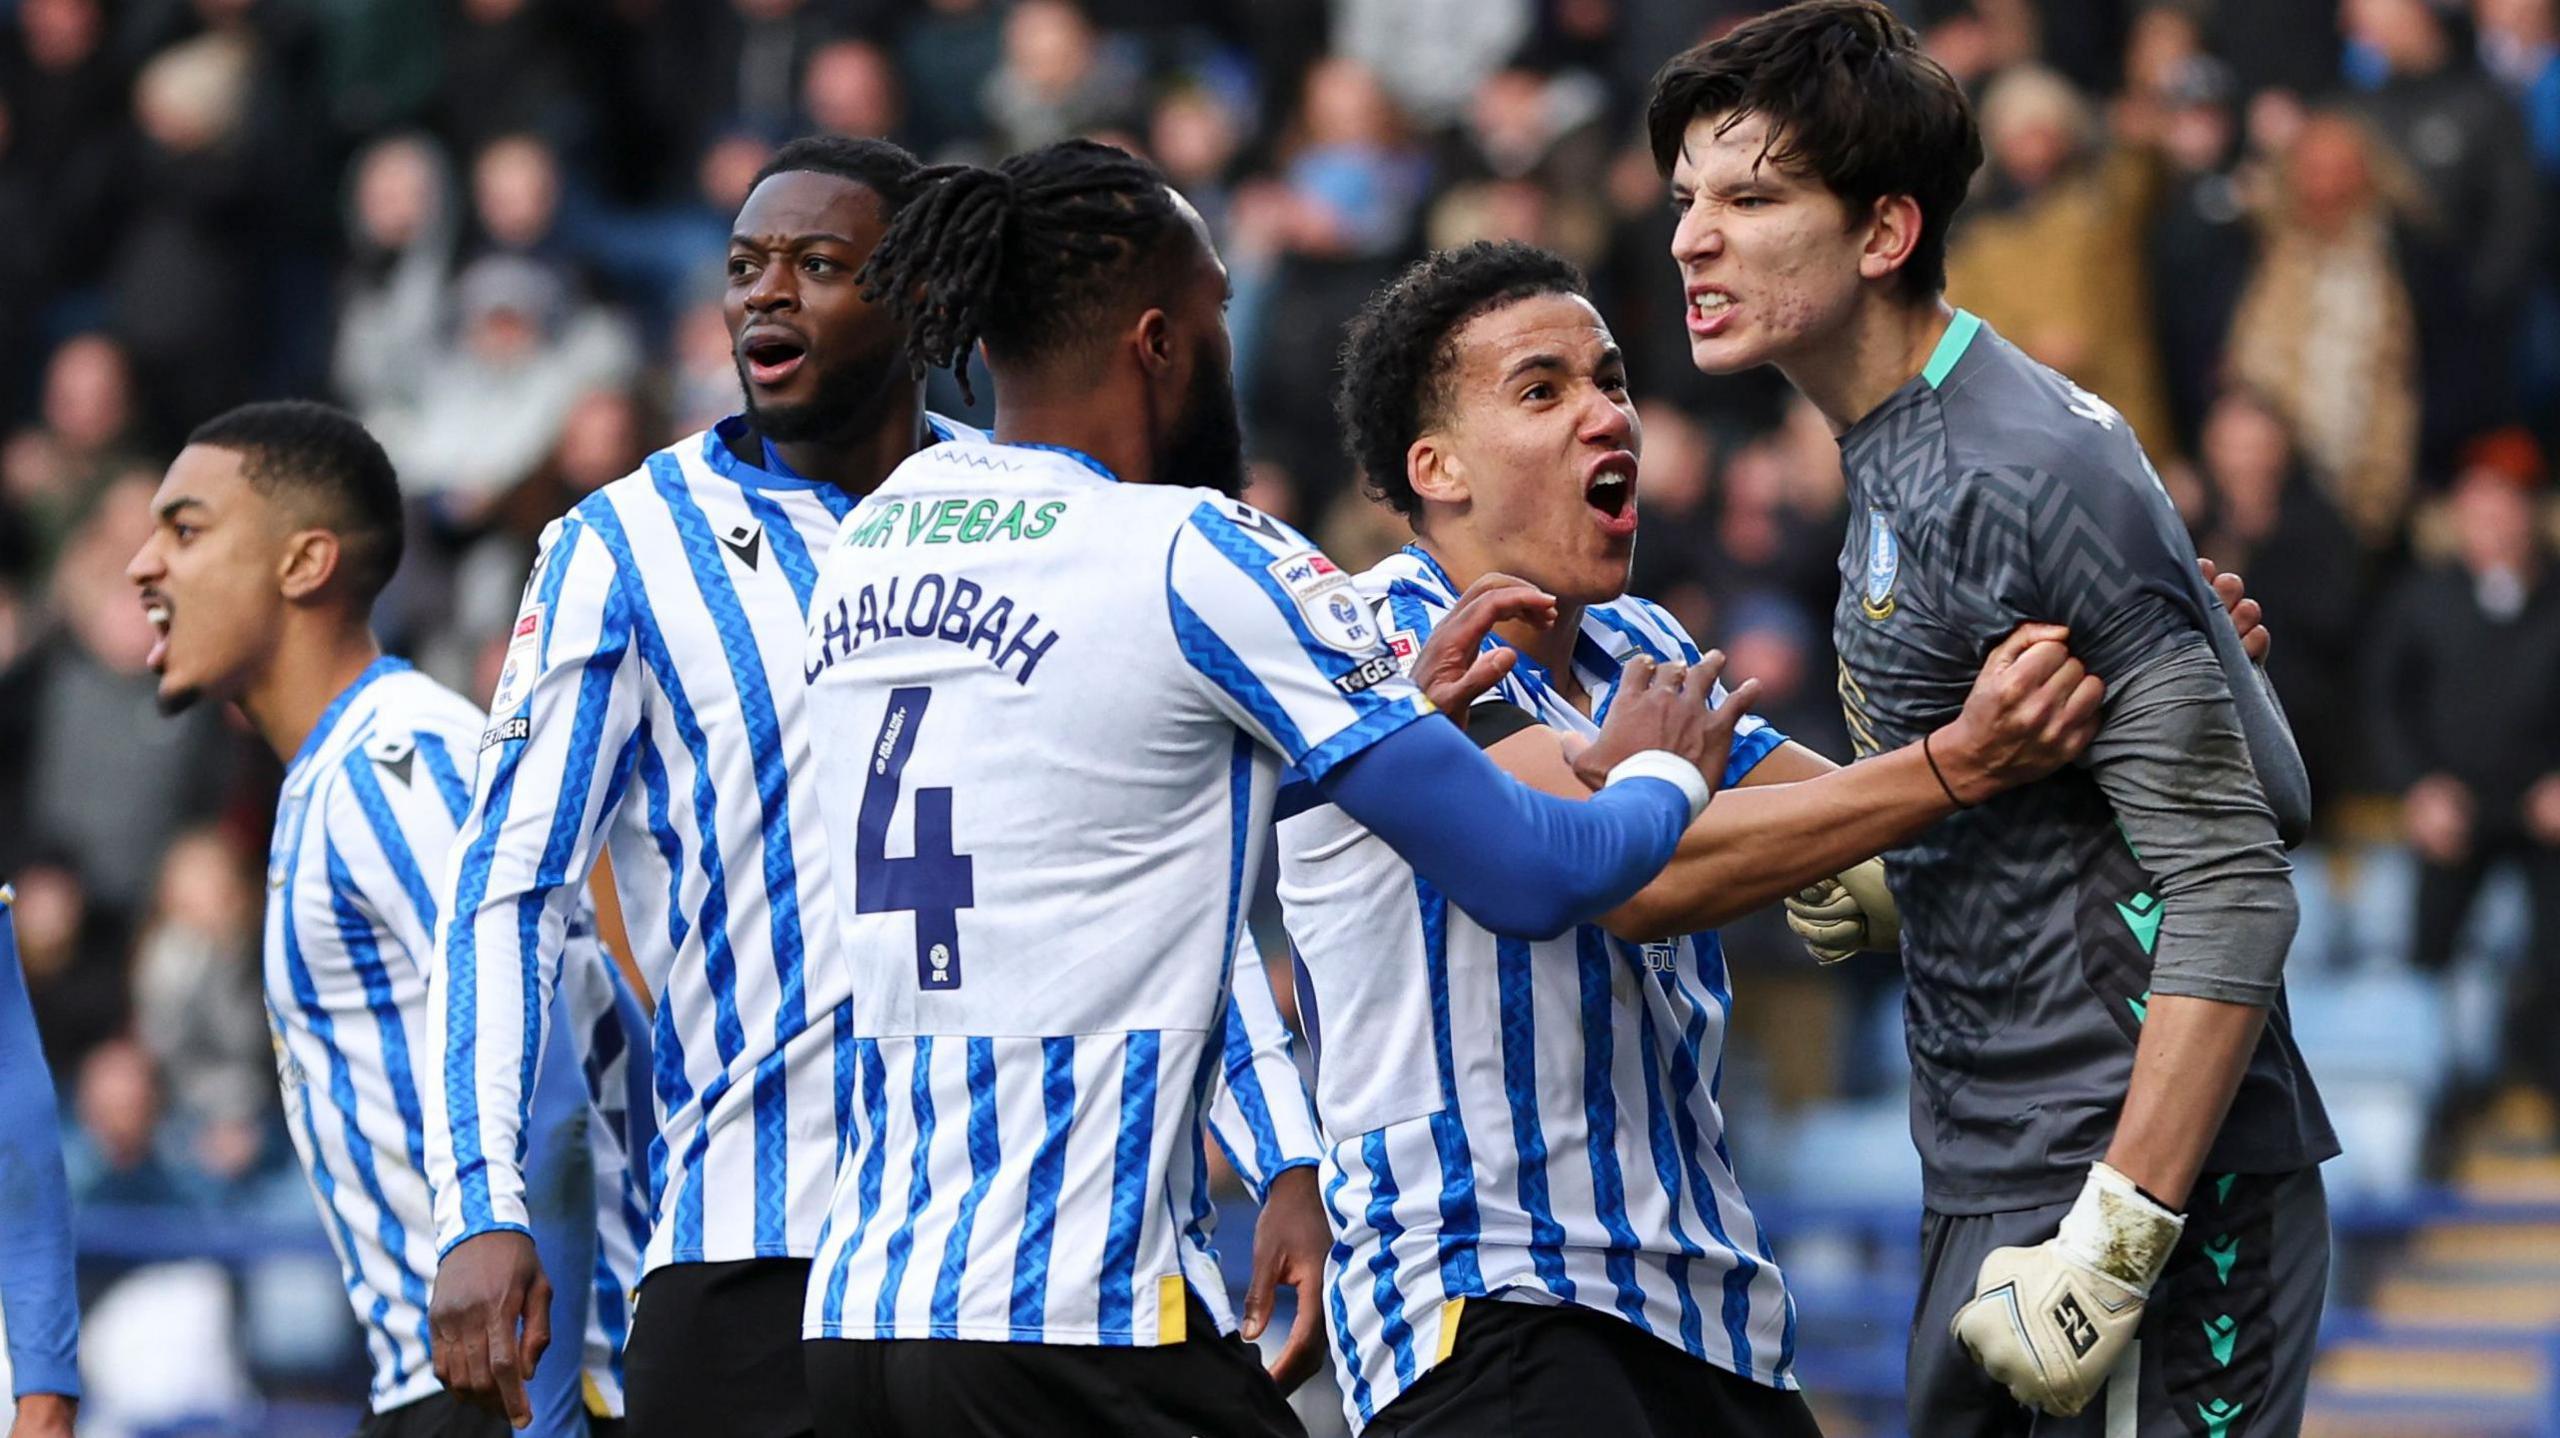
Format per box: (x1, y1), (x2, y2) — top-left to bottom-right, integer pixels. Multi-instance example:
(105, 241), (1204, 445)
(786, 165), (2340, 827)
(1268, 550), (1381, 653)
(1861, 508), (1899, 621)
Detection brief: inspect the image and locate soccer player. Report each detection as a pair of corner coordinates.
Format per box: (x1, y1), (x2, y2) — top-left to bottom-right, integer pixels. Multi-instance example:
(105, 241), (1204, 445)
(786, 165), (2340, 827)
(1649, 4), (2337, 1432)
(426, 135), (1334, 1436)
(0, 889), (80, 1438)
(123, 400), (643, 1438)
(794, 140), (1753, 1438)
(1278, 237), (2129, 1438)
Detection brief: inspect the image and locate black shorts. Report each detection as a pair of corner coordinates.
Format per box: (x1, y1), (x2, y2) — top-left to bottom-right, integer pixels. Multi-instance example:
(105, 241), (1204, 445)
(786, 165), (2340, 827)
(1909, 1167), (2329, 1438)
(1365, 1298), (1824, 1438)
(802, 1294), (1305, 1438)
(625, 1258), (816, 1438)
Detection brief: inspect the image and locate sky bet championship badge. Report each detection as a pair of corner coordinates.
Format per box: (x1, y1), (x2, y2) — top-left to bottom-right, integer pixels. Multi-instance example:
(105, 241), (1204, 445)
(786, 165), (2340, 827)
(1862, 508), (1899, 621)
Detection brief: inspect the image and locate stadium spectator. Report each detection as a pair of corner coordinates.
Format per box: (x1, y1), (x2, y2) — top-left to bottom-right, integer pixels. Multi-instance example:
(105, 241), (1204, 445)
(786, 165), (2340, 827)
(2344, 0), (2540, 454)
(2369, 428), (2560, 1128)
(801, 36), (905, 144)
(66, 1038), (194, 1208)
(4, 334), (148, 573)
(331, 133), (459, 419)
(0, 476), (235, 919)
(434, 0), (587, 162)
(6, 858), (129, 1079)
(2145, 56), (2257, 452)
(2226, 109), (2423, 548)
(130, 828), (274, 1189)
(2191, 388), (2371, 799)
(1945, 64), (2176, 455)
(982, 0), (1145, 152)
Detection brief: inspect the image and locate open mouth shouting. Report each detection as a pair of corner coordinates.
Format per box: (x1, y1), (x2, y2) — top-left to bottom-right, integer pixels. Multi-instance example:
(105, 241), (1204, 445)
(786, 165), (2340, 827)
(141, 588), (173, 674)
(1686, 286), (1737, 337)
(739, 326), (811, 389)
(1585, 451), (1640, 540)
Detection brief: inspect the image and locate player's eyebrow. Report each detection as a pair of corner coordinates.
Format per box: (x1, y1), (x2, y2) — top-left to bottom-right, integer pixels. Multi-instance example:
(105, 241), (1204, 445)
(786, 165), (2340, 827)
(728, 231), (863, 249)
(1501, 353), (1570, 385)
(157, 497), (207, 523)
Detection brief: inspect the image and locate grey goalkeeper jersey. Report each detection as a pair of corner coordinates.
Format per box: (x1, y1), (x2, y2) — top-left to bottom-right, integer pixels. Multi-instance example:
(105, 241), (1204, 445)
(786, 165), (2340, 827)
(1832, 313), (2336, 1214)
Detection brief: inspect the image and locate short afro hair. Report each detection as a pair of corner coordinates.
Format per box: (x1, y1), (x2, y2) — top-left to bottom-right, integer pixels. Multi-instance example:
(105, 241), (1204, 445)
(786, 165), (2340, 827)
(1334, 241), (1590, 518)
(752, 135), (929, 216)
(186, 400), (404, 604)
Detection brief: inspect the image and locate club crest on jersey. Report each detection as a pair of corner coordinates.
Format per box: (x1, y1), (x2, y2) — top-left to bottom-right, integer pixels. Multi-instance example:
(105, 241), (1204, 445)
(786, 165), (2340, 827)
(1861, 508), (1899, 621)
(1268, 550), (1380, 653)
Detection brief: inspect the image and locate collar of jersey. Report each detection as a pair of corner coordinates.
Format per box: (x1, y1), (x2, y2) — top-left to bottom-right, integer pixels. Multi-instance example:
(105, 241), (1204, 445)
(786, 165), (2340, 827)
(291, 654), (413, 776)
(1840, 308), (1983, 457)
(1000, 440), (1120, 482)
(708, 411), (976, 492)
(1397, 542), (1633, 721)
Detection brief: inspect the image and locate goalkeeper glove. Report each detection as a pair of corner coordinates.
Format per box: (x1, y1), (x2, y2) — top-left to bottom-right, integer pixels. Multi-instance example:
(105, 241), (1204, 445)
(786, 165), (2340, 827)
(1782, 856), (1899, 963)
(1951, 1162), (2185, 1416)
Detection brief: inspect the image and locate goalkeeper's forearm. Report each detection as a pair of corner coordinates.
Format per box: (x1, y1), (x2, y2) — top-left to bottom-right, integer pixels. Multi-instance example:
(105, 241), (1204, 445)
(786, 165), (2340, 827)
(2087, 644), (2297, 1207)
(2105, 995), (2267, 1208)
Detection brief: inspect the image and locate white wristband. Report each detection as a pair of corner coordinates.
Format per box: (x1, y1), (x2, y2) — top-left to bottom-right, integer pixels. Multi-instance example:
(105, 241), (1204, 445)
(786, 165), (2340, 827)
(2057, 1161), (2186, 1295)
(1603, 750), (1713, 824)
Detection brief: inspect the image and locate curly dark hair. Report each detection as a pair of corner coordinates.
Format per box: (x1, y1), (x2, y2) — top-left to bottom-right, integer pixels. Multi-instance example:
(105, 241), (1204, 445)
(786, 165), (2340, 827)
(751, 135), (928, 216)
(856, 139), (1181, 402)
(1333, 241), (1590, 518)
(187, 400), (404, 603)
(1645, 0), (1979, 301)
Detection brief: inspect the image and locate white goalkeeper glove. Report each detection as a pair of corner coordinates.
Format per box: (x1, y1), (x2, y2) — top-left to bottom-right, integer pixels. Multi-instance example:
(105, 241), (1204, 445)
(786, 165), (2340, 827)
(1951, 1162), (2185, 1416)
(1783, 857), (1899, 963)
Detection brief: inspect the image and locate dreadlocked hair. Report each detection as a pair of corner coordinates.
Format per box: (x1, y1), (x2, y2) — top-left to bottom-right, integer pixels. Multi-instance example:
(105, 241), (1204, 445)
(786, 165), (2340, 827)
(858, 139), (1180, 403)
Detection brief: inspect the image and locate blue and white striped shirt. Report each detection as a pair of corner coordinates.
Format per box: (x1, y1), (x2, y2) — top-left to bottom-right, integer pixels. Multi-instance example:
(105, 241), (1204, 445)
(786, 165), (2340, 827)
(433, 418), (1317, 1281)
(799, 439), (1425, 1348)
(1276, 547), (1798, 1431)
(268, 657), (643, 1414)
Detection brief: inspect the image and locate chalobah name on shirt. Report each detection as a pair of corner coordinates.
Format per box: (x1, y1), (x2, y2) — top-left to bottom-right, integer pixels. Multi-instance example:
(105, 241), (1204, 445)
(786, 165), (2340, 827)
(806, 571), (1061, 686)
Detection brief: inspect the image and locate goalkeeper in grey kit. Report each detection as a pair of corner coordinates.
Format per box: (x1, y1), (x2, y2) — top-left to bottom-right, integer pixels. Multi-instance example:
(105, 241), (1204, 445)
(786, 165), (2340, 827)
(1649, 4), (2337, 1435)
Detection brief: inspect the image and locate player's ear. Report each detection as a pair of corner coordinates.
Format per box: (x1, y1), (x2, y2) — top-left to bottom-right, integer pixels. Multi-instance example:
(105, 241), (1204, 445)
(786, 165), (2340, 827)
(1858, 193), (1922, 283)
(276, 528), (343, 602)
(1133, 307), (1175, 379)
(1408, 434), (1469, 508)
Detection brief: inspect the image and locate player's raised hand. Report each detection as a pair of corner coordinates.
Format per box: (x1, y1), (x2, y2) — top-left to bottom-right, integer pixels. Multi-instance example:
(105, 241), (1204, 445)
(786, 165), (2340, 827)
(1411, 571), (1557, 725)
(2198, 558), (2269, 662)
(430, 1229), (551, 1427)
(1571, 651), (1760, 796)
(1928, 624), (2103, 804)
(1240, 1166), (1330, 1395)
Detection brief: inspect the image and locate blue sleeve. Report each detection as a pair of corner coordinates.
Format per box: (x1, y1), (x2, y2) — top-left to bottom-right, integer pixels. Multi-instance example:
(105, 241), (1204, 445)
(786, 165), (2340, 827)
(0, 900), (79, 1400)
(520, 982), (598, 1438)
(1317, 719), (1690, 939)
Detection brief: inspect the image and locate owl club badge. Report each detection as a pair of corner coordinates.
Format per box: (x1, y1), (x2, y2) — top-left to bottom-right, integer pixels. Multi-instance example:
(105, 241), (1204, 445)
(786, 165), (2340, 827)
(1861, 508), (1899, 621)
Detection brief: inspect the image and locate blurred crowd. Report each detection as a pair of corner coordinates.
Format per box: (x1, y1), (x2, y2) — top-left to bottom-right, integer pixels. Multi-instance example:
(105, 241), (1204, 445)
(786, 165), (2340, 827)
(2, 0), (2558, 1245)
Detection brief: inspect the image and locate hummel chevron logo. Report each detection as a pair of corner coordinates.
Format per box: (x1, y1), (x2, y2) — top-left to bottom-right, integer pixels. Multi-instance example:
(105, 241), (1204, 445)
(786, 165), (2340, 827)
(722, 522), (764, 570)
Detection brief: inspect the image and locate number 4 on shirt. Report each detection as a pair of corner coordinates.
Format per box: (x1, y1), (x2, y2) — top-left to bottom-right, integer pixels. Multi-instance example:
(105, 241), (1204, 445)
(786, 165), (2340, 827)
(856, 686), (976, 990)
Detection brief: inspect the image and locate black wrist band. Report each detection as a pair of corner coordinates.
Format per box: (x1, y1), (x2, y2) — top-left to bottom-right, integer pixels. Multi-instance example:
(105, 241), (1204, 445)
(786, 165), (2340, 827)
(1924, 730), (1972, 809)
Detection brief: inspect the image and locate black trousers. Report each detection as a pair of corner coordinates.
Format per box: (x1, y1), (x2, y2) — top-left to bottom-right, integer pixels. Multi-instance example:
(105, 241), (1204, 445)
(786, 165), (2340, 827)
(2412, 837), (2560, 1099)
(626, 1258), (817, 1438)
(1908, 1168), (2329, 1438)
(354, 1392), (626, 1438)
(802, 1295), (1305, 1438)
(1364, 1298), (1824, 1438)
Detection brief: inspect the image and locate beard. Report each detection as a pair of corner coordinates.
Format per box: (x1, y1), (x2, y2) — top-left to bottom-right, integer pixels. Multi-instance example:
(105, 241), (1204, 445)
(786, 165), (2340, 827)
(738, 344), (901, 446)
(1161, 353), (1246, 497)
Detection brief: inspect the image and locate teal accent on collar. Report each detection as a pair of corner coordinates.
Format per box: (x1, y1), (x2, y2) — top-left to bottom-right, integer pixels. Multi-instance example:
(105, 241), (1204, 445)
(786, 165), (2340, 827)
(1922, 310), (1982, 390)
